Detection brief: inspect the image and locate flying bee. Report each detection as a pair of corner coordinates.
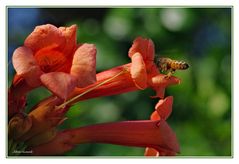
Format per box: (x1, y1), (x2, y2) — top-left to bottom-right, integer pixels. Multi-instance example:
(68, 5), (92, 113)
(154, 56), (189, 78)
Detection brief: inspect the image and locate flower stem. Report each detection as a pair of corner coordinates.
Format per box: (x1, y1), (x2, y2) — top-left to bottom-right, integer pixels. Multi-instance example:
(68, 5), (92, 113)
(56, 69), (126, 109)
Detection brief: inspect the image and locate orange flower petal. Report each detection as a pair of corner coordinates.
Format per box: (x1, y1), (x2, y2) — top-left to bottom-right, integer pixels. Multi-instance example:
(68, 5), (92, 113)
(150, 111), (161, 120)
(58, 24), (77, 56)
(150, 74), (181, 87)
(130, 52), (147, 90)
(155, 96), (173, 120)
(149, 74), (181, 98)
(150, 97), (173, 123)
(144, 147), (159, 156)
(40, 72), (77, 99)
(34, 44), (70, 73)
(70, 43), (97, 87)
(24, 24), (65, 53)
(12, 46), (43, 87)
(128, 37), (155, 61)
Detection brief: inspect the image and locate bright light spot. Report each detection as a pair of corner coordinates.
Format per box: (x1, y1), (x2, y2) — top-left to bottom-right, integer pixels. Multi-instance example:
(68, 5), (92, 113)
(160, 8), (187, 31)
(103, 16), (130, 40)
(91, 101), (120, 122)
(208, 91), (229, 117)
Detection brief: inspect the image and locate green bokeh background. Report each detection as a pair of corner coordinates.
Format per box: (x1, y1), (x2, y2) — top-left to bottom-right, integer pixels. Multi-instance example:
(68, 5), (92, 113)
(8, 8), (232, 156)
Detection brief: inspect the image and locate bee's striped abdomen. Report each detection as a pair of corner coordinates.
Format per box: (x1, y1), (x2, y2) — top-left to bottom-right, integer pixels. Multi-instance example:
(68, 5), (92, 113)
(169, 60), (189, 70)
(154, 56), (189, 77)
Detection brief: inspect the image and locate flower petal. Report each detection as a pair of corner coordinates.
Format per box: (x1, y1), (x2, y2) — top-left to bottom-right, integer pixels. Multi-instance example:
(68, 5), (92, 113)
(155, 96), (173, 120)
(12, 46), (43, 87)
(149, 74), (181, 98)
(130, 52), (147, 89)
(144, 147), (159, 156)
(58, 24), (77, 56)
(150, 74), (181, 87)
(70, 43), (97, 87)
(40, 72), (77, 99)
(128, 37), (155, 61)
(24, 24), (65, 53)
(34, 45), (71, 73)
(150, 111), (161, 120)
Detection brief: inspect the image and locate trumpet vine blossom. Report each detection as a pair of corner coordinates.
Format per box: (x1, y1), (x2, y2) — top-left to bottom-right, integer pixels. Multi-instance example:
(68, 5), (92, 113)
(8, 24), (183, 156)
(9, 24), (96, 117)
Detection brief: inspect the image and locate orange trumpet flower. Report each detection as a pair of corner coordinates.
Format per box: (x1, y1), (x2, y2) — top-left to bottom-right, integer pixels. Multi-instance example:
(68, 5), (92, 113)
(9, 24), (97, 117)
(144, 96), (178, 156)
(8, 24), (183, 156)
(31, 119), (179, 155)
(66, 37), (180, 104)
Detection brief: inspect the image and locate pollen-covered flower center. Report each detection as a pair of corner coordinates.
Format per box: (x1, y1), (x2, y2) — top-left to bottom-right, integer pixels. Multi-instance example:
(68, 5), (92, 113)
(35, 46), (72, 73)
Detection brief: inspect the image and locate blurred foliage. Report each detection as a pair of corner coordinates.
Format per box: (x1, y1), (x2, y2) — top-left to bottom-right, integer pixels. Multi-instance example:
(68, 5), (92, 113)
(8, 8), (231, 156)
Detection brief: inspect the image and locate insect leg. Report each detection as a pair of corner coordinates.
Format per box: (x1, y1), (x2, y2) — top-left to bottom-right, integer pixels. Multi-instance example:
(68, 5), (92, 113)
(165, 69), (175, 79)
(161, 63), (168, 72)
